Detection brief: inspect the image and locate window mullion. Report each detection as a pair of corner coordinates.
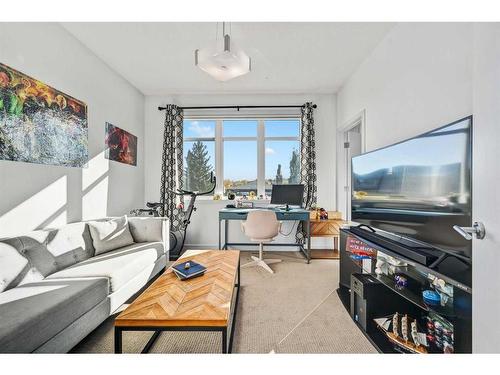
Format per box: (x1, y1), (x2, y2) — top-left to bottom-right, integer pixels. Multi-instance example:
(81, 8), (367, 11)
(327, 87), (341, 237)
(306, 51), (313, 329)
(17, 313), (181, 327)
(257, 119), (265, 198)
(264, 136), (299, 141)
(222, 136), (257, 141)
(215, 119), (223, 195)
(184, 137), (215, 142)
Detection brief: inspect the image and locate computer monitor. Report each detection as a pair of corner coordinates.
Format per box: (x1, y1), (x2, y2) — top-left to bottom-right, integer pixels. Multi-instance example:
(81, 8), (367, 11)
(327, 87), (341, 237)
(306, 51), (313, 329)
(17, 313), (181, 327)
(270, 184), (304, 209)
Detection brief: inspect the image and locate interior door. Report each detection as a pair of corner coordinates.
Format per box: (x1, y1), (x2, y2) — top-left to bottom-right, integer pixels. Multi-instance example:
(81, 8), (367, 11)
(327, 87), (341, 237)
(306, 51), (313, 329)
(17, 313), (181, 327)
(472, 24), (500, 352)
(345, 125), (362, 221)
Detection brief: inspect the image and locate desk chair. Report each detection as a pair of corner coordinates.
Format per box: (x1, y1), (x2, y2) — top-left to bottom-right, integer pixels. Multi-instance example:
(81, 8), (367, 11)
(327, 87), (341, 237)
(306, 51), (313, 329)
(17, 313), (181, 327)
(241, 210), (282, 274)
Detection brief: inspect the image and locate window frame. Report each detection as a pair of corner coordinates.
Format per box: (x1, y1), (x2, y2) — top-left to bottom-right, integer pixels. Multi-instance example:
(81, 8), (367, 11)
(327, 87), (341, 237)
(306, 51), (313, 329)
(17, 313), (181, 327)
(183, 117), (301, 198)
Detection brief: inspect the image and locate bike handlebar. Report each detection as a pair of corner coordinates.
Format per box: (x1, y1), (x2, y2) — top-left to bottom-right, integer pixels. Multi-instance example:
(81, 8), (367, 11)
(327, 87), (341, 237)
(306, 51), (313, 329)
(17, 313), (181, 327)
(137, 174), (216, 218)
(169, 173), (216, 196)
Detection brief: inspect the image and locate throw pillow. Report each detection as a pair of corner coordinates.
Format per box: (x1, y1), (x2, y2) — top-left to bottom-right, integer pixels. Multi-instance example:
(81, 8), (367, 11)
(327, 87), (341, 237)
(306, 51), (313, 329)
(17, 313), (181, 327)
(0, 242), (30, 292)
(88, 216), (135, 255)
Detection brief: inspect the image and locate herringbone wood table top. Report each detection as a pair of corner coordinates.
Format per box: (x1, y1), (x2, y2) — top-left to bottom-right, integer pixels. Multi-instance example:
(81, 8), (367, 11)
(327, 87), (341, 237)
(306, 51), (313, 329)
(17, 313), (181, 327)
(115, 250), (240, 328)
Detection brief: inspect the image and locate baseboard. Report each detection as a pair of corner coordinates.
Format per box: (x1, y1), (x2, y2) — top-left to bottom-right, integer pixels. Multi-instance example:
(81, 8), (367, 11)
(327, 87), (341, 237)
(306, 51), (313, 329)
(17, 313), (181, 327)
(184, 243), (300, 251)
(184, 237), (333, 250)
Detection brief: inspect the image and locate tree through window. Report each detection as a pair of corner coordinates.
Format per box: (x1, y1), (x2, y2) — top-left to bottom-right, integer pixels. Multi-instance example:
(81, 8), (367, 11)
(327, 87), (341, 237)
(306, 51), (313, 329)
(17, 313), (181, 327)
(183, 120), (215, 192)
(185, 140), (214, 192)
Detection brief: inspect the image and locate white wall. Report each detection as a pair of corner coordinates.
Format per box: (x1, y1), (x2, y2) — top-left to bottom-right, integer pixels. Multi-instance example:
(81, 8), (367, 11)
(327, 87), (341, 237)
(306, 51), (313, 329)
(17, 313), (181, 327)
(336, 22), (500, 352)
(144, 93), (337, 248)
(471, 23), (500, 353)
(336, 23), (473, 217)
(0, 23), (145, 237)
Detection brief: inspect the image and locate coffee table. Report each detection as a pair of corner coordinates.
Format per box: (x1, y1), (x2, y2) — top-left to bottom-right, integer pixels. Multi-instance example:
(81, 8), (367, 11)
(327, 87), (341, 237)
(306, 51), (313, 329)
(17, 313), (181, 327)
(114, 250), (240, 354)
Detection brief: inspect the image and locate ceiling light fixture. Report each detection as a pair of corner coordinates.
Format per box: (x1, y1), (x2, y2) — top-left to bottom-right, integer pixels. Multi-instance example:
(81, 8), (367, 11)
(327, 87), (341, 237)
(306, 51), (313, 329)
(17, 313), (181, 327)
(195, 22), (251, 82)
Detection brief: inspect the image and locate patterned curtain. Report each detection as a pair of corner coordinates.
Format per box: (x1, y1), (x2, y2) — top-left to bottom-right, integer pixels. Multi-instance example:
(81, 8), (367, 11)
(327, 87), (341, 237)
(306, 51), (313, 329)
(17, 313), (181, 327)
(299, 102), (318, 208)
(159, 105), (184, 231)
(296, 102), (317, 243)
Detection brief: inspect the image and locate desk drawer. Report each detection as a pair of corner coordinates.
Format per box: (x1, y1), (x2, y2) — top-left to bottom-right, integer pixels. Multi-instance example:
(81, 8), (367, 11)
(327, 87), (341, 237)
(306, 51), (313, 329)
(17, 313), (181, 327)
(276, 212), (309, 221)
(311, 221), (340, 236)
(219, 209), (310, 221)
(219, 212), (249, 220)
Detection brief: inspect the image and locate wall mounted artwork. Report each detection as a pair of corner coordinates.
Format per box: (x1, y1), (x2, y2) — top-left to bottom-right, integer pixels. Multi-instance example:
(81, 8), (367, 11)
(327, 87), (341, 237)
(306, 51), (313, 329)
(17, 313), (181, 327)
(105, 122), (137, 166)
(0, 62), (88, 167)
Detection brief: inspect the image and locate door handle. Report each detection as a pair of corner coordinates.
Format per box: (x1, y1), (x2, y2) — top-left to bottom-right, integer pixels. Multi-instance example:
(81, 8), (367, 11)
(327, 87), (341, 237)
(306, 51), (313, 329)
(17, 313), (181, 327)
(453, 222), (486, 240)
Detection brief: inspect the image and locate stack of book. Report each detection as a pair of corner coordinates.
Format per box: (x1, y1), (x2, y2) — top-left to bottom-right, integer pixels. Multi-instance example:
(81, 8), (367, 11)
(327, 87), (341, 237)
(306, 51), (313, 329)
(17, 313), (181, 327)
(172, 260), (207, 280)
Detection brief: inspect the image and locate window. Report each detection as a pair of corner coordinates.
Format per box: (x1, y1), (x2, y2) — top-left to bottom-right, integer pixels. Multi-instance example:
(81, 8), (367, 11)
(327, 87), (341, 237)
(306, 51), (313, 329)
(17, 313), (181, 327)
(223, 120), (258, 197)
(183, 120), (215, 192)
(183, 117), (301, 198)
(264, 120), (301, 196)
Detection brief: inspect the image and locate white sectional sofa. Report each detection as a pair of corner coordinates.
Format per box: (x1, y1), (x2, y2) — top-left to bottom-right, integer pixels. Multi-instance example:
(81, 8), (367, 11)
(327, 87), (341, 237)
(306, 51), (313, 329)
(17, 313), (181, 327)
(0, 216), (169, 353)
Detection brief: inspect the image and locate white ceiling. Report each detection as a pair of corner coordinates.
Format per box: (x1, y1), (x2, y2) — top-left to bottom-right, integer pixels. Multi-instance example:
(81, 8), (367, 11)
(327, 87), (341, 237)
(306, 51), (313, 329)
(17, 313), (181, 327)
(61, 22), (394, 95)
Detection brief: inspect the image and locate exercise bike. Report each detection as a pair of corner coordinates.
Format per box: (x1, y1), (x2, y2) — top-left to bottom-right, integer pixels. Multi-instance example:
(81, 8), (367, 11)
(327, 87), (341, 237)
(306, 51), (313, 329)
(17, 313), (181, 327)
(130, 173), (216, 260)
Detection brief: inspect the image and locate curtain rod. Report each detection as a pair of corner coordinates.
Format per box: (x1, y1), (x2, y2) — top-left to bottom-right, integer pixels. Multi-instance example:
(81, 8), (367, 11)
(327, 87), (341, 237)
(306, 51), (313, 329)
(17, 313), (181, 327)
(157, 104), (317, 111)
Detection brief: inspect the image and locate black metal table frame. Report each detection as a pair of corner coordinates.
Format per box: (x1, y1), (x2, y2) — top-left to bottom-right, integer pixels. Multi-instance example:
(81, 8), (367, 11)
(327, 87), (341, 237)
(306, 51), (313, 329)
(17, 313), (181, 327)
(114, 259), (240, 354)
(218, 216), (311, 264)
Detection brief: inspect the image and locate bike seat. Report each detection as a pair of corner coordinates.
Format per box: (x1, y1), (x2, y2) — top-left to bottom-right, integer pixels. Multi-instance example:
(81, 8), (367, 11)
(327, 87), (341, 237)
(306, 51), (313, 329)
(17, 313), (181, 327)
(146, 202), (162, 209)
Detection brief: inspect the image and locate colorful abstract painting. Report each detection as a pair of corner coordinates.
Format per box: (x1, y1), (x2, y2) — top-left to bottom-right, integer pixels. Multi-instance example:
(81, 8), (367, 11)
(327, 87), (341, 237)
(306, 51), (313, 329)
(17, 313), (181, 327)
(105, 122), (137, 166)
(0, 62), (88, 167)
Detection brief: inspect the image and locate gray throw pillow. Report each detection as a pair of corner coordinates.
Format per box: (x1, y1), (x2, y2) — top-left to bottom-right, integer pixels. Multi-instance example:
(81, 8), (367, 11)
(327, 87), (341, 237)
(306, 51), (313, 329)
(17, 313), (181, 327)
(0, 232), (55, 289)
(88, 216), (135, 255)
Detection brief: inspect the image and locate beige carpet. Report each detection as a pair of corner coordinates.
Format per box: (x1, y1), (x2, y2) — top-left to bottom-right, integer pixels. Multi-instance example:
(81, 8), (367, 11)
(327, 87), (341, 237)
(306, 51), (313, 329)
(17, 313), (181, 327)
(71, 252), (376, 354)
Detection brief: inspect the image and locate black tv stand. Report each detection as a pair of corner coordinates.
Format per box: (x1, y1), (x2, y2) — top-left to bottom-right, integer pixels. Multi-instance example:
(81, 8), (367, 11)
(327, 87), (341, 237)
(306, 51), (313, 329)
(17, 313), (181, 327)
(339, 226), (472, 353)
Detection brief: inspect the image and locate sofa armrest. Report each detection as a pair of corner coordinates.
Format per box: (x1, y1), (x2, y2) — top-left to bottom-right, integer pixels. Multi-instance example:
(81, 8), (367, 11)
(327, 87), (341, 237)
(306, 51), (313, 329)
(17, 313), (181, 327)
(127, 216), (170, 255)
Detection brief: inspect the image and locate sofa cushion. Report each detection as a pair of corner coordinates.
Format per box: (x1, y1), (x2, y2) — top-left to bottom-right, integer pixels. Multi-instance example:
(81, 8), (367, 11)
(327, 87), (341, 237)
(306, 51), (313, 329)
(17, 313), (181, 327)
(46, 242), (165, 292)
(88, 216), (135, 255)
(0, 277), (108, 353)
(0, 242), (29, 293)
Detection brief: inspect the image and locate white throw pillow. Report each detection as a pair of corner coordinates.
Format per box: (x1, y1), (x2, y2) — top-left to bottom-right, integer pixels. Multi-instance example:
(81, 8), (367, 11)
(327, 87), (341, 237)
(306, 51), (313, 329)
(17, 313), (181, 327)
(88, 216), (135, 255)
(0, 242), (29, 292)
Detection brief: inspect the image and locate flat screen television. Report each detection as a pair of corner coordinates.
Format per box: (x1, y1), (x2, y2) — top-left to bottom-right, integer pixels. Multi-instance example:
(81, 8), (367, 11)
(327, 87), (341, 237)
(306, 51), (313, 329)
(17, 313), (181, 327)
(351, 116), (472, 258)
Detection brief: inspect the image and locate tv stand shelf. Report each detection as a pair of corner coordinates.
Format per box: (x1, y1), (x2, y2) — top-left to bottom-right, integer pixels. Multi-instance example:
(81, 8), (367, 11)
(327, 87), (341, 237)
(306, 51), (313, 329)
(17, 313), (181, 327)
(375, 273), (456, 318)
